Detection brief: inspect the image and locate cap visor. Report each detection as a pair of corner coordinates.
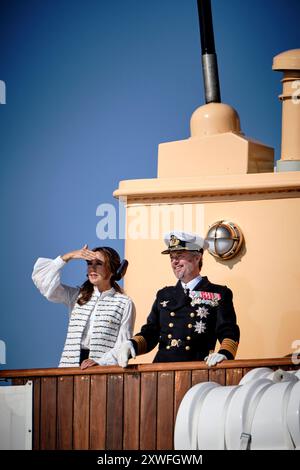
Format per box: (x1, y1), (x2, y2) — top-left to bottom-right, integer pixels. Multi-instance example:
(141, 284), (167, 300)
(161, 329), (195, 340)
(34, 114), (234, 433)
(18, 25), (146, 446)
(161, 247), (192, 255)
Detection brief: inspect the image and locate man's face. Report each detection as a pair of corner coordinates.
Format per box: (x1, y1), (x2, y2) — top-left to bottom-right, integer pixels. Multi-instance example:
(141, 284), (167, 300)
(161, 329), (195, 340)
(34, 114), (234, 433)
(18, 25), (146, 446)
(170, 250), (201, 283)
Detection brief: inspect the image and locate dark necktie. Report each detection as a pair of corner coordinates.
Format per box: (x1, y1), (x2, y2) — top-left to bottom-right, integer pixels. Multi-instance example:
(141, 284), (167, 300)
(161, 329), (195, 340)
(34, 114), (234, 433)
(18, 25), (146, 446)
(183, 285), (190, 297)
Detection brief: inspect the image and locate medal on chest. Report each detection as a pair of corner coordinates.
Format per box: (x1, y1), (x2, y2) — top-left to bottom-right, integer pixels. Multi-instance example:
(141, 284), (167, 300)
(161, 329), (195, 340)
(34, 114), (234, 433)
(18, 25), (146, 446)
(188, 291), (221, 334)
(189, 290), (221, 307)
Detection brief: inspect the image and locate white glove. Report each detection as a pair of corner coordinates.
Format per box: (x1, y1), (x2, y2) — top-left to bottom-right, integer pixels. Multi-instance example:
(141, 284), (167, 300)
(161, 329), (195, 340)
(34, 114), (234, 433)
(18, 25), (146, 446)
(117, 340), (136, 368)
(205, 352), (227, 367)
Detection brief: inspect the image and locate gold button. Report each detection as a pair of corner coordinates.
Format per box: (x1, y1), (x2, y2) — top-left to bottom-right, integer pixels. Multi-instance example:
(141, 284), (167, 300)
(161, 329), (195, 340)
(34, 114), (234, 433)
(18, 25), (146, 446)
(188, 323), (193, 328)
(185, 346), (190, 351)
(170, 312), (175, 317)
(186, 336), (191, 341)
(166, 346), (170, 350)
(169, 322), (174, 327)
(168, 334), (172, 339)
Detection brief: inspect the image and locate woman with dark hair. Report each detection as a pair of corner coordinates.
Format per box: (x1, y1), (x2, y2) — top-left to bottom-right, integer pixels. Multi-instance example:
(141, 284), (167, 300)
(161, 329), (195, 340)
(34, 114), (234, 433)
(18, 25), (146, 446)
(32, 244), (135, 369)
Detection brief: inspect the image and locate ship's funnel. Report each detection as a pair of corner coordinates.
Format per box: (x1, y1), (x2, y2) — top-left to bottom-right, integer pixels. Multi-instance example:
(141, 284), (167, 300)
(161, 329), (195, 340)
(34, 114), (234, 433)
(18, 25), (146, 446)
(273, 49), (300, 172)
(157, 0), (275, 179)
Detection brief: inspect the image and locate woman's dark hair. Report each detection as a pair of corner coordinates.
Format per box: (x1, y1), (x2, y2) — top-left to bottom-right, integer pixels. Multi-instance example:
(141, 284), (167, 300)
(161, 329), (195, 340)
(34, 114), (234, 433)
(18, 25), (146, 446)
(77, 247), (123, 305)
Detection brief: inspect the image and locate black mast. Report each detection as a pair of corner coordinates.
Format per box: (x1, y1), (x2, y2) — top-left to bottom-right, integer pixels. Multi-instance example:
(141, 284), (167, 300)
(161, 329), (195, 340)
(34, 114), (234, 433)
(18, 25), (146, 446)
(197, 0), (221, 103)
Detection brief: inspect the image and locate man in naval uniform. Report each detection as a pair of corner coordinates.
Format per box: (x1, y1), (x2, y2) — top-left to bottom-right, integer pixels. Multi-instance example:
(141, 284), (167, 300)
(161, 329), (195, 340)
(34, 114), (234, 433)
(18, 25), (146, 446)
(118, 231), (240, 367)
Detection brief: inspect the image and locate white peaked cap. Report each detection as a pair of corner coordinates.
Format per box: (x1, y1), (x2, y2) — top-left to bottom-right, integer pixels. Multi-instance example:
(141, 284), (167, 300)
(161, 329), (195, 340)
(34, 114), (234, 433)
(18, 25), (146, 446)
(162, 231), (209, 254)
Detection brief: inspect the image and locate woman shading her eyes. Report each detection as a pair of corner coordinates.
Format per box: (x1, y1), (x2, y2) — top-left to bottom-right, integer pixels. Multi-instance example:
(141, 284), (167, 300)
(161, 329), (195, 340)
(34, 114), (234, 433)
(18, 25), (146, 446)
(32, 244), (135, 369)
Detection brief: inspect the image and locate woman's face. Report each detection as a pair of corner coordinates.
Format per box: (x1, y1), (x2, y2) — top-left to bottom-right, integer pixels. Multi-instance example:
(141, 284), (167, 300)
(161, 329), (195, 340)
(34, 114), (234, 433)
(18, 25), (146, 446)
(87, 251), (112, 286)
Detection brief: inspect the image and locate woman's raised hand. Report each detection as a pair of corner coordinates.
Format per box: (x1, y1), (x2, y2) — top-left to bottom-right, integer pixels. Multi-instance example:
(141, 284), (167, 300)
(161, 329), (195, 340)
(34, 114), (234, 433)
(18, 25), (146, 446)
(61, 244), (97, 263)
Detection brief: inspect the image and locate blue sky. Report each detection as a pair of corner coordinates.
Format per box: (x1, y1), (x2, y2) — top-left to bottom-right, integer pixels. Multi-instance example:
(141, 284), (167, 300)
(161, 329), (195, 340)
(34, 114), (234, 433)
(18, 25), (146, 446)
(0, 0), (299, 369)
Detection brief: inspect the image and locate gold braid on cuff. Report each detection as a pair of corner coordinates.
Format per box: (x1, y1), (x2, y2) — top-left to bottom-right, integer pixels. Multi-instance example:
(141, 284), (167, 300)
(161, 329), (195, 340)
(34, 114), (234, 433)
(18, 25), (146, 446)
(132, 335), (147, 355)
(220, 338), (239, 358)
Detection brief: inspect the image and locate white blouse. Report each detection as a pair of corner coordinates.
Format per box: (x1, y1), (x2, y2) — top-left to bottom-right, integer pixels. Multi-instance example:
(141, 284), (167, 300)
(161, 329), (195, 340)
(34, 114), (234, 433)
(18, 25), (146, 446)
(32, 256), (135, 366)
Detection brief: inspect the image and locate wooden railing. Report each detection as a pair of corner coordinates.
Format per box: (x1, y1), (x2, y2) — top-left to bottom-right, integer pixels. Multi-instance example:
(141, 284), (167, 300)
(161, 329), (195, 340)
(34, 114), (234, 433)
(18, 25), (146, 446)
(0, 358), (298, 450)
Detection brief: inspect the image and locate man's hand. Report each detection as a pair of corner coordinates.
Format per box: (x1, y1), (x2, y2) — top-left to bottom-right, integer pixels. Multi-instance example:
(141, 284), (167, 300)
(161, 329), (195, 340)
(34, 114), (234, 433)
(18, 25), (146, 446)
(80, 358), (98, 370)
(118, 340), (136, 368)
(205, 352), (227, 367)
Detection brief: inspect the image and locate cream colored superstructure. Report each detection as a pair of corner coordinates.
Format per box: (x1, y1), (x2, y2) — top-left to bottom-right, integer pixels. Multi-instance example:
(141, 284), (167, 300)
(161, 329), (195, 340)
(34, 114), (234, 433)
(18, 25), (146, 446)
(114, 50), (300, 363)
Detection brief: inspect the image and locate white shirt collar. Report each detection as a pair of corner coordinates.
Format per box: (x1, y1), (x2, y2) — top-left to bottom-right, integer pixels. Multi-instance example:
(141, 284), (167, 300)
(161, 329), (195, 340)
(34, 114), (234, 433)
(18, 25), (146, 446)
(181, 275), (202, 292)
(93, 286), (115, 298)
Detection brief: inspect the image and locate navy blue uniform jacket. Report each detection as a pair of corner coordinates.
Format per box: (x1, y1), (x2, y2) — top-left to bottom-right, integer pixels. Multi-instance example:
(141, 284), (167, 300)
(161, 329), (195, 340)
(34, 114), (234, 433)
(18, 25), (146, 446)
(132, 277), (240, 362)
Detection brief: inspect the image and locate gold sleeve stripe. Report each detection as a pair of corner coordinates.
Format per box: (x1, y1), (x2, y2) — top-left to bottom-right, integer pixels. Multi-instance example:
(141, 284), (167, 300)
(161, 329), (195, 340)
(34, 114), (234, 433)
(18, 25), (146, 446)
(220, 338), (239, 358)
(132, 335), (148, 355)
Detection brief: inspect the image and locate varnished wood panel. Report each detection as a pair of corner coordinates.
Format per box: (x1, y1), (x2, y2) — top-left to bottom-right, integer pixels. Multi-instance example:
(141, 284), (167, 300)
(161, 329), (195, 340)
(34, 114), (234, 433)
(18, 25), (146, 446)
(208, 368), (226, 385)
(242, 367), (254, 377)
(90, 374), (107, 450)
(57, 376), (73, 449)
(40, 377), (57, 449)
(174, 370), (191, 419)
(123, 373), (140, 450)
(73, 375), (90, 449)
(226, 367), (243, 385)
(191, 369), (208, 386)
(11, 378), (26, 385)
(33, 378), (41, 450)
(157, 371), (174, 450)
(140, 372), (157, 450)
(106, 374), (124, 450)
